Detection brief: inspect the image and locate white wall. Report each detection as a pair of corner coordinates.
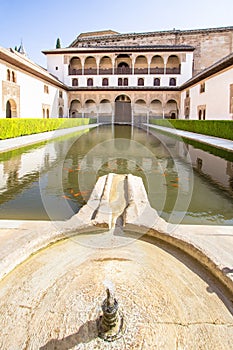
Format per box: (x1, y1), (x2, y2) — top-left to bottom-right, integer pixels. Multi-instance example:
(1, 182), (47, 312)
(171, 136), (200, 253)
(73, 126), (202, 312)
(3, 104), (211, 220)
(0, 58), (68, 119)
(46, 54), (65, 82)
(181, 66), (233, 120)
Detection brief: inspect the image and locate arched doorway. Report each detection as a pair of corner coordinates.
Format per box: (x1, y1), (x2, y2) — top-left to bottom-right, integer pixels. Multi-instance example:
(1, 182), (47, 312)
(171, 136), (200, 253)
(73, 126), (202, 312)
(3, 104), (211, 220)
(99, 99), (112, 123)
(6, 99), (17, 118)
(115, 95), (131, 124)
(165, 99), (178, 119)
(69, 99), (81, 118)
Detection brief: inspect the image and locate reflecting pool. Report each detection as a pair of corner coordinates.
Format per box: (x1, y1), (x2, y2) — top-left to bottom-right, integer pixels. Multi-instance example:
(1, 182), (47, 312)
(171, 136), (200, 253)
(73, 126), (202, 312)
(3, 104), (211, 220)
(0, 125), (233, 225)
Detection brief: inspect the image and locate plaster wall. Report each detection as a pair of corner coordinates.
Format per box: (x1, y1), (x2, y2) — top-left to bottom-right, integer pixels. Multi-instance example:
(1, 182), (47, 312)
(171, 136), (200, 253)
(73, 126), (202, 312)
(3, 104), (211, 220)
(0, 58), (68, 118)
(181, 66), (233, 120)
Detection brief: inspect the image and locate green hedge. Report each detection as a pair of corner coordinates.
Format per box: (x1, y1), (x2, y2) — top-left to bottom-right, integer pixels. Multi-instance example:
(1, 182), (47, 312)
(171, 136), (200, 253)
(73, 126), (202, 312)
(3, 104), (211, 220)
(149, 119), (233, 141)
(0, 118), (97, 140)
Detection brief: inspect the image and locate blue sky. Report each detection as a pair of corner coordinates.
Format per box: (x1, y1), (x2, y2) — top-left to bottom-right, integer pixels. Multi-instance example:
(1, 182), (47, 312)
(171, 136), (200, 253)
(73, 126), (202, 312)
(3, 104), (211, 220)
(0, 0), (232, 67)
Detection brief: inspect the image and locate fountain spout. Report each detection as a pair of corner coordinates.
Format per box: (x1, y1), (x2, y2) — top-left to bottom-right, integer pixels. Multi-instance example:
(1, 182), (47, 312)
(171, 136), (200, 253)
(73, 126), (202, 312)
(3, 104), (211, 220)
(97, 288), (125, 342)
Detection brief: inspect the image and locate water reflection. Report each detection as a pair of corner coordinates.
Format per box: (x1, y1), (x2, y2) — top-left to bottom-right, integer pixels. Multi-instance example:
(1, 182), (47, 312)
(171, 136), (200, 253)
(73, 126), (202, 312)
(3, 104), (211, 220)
(0, 125), (233, 225)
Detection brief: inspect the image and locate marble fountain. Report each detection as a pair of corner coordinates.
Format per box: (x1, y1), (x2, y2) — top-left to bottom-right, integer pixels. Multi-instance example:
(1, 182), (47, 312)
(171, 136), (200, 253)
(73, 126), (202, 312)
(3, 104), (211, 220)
(0, 173), (232, 349)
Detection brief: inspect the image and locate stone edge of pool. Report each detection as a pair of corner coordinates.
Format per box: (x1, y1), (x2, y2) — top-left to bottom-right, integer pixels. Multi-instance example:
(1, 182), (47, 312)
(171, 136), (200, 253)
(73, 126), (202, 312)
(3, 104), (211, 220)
(0, 123), (99, 153)
(0, 173), (232, 299)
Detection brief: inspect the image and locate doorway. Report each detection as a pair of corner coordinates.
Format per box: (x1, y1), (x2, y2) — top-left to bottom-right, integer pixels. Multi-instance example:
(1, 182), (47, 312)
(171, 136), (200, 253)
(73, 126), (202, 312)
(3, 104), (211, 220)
(114, 95), (131, 124)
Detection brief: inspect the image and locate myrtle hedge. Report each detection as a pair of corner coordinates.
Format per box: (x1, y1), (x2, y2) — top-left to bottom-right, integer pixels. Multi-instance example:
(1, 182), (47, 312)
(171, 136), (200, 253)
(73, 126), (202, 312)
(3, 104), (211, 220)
(0, 118), (97, 140)
(149, 119), (233, 141)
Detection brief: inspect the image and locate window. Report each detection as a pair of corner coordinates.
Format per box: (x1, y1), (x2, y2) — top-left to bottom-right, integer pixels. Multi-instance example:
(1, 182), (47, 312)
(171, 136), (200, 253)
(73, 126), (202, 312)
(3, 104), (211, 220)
(203, 109), (206, 120)
(7, 69), (10, 81)
(12, 71), (16, 83)
(55, 66), (58, 70)
(102, 78), (109, 86)
(123, 78), (128, 86)
(200, 82), (205, 93)
(87, 78), (93, 86)
(169, 78), (176, 86)
(186, 90), (190, 98)
(118, 78), (123, 86)
(44, 85), (49, 94)
(138, 78), (144, 86)
(154, 78), (160, 86)
(72, 78), (78, 86)
(59, 90), (63, 98)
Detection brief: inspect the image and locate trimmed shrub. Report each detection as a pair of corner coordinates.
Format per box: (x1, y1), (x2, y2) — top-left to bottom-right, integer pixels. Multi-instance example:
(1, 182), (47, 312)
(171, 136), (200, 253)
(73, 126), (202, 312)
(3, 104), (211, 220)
(0, 118), (97, 140)
(149, 119), (233, 141)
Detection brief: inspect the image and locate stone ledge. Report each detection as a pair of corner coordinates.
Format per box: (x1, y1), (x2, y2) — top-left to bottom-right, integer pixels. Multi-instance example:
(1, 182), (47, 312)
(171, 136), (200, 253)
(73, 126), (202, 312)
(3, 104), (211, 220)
(0, 174), (232, 298)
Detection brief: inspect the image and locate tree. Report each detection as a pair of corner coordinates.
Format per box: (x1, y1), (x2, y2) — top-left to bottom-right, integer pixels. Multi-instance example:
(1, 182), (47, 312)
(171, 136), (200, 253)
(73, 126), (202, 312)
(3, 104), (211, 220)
(56, 38), (61, 49)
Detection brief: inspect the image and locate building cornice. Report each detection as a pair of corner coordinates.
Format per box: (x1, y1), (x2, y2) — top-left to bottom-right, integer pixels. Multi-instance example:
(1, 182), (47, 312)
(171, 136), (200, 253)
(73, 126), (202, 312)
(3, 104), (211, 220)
(68, 86), (180, 92)
(69, 26), (233, 47)
(181, 53), (233, 90)
(42, 45), (194, 55)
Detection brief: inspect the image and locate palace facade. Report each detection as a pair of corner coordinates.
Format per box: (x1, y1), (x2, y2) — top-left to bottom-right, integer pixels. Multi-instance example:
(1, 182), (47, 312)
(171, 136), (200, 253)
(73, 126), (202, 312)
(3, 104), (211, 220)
(1, 26), (233, 121)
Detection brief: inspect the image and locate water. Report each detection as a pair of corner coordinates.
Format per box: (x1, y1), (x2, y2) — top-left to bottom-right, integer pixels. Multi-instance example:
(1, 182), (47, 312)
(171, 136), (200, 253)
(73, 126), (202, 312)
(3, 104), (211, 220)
(0, 125), (233, 225)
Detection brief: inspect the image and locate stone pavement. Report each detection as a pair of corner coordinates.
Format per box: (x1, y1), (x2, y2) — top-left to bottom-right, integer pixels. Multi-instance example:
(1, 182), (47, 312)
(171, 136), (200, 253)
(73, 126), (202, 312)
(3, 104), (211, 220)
(146, 124), (233, 152)
(0, 123), (98, 153)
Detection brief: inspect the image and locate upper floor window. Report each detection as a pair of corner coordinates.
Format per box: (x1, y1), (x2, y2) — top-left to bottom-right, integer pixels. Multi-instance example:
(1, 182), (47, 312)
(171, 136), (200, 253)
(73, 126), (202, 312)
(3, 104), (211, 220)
(118, 78), (123, 86)
(59, 90), (63, 98)
(7, 69), (16, 83)
(123, 78), (128, 86)
(200, 82), (205, 93)
(87, 78), (93, 86)
(186, 89), (190, 98)
(154, 78), (160, 86)
(44, 85), (49, 94)
(7, 69), (10, 81)
(138, 78), (144, 86)
(169, 78), (176, 86)
(12, 71), (16, 83)
(102, 78), (109, 86)
(72, 78), (78, 86)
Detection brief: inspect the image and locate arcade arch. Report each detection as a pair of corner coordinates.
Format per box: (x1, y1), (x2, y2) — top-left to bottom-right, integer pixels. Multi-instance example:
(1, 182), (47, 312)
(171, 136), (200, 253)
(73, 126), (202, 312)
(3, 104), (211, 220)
(69, 99), (81, 118)
(134, 55), (148, 74)
(151, 55), (164, 74)
(166, 55), (180, 74)
(150, 99), (163, 118)
(84, 56), (97, 75)
(99, 56), (112, 74)
(134, 99), (147, 122)
(69, 57), (82, 75)
(84, 99), (96, 117)
(6, 99), (17, 118)
(165, 99), (178, 119)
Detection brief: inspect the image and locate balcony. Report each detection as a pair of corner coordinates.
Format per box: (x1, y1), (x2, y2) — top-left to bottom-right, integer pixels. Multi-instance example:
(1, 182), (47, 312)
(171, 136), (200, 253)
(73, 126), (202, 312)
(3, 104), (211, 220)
(68, 68), (82, 75)
(99, 68), (113, 75)
(84, 68), (98, 75)
(165, 67), (181, 74)
(114, 67), (132, 75)
(68, 66), (181, 76)
(150, 67), (165, 74)
(134, 68), (148, 74)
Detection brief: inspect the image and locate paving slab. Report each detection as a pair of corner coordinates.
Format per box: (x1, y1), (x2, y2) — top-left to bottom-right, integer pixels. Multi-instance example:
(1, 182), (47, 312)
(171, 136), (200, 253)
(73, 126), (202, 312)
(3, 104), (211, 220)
(0, 123), (98, 153)
(146, 124), (233, 152)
